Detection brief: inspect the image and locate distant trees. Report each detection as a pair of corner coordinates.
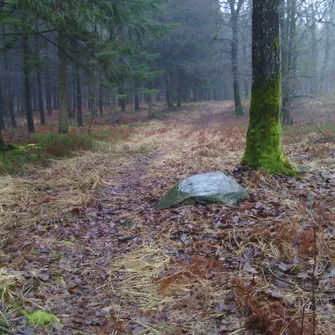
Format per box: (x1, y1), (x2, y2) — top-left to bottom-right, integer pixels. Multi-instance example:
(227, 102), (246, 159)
(0, 0), (334, 136)
(242, 0), (296, 175)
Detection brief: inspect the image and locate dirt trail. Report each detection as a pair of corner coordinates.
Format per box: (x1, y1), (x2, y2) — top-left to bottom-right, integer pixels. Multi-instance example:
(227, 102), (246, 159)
(1, 101), (335, 335)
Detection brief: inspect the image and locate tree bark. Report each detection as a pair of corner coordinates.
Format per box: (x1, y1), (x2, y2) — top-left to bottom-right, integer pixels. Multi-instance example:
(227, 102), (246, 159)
(45, 68), (53, 115)
(166, 75), (174, 108)
(58, 31), (68, 133)
(76, 64), (83, 127)
(23, 34), (34, 133)
(3, 30), (16, 128)
(134, 94), (140, 110)
(242, 0), (295, 175)
(280, 0), (292, 125)
(0, 84), (5, 131)
(37, 71), (45, 124)
(229, 0), (244, 116)
(99, 86), (103, 116)
(109, 87), (117, 124)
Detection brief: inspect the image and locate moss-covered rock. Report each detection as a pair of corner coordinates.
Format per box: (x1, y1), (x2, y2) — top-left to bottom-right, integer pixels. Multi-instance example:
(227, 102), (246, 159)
(155, 172), (247, 209)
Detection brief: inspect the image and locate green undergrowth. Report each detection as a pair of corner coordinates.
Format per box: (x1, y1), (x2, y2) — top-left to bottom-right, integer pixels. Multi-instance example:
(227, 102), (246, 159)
(23, 310), (61, 327)
(0, 127), (132, 174)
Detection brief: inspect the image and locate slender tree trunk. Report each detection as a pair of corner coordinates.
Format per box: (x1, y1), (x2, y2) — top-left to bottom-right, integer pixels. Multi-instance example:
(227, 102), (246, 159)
(3, 43), (16, 128)
(229, 1), (244, 116)
(242, 0), (295, 175)
(109, 87), (117, 124)
(134, 94), (140, 111)
(23, 34), (34, 133)
(118, 87), (126, 111)
(76, 65), (83, 127)
(310, 9), (317, 95)
(8, 91), (16, 128)
(166, 75), (174, 108)
(99, 86), (103, 116)
(45, 68), (53, 115)
(148, 82), (153, 118)
(37, 71), (45, 124)
(177, 77), (182, 107)
(58, 31), (68, 133)
(0, 84), (5, 131)
(280, 0), (292, 125)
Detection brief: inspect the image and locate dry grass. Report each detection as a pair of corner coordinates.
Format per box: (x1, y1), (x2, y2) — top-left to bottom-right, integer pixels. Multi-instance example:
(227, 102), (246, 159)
(1, 100), (335, 334)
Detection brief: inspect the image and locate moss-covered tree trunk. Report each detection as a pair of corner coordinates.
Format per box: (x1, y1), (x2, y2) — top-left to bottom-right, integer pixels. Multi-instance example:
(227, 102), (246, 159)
(242, 0), (296, 175)
(58, 31), (68, 134)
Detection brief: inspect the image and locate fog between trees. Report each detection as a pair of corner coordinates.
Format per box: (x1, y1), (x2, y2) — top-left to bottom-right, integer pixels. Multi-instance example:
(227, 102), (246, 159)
(0, 0), (333, 136)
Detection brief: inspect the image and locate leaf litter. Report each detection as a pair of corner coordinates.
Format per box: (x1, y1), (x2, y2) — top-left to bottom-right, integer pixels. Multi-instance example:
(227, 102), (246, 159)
(0, 101), (335, 334)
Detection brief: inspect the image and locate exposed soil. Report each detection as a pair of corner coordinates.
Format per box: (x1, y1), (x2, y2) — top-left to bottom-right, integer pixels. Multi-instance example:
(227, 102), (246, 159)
(1, 101), (335, 335)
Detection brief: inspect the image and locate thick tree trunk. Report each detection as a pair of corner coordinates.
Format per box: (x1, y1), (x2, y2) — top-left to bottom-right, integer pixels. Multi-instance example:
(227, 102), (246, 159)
(23, 34), (34, 133)
(58, 31), (68, 134)
(242, 0), (295, 175)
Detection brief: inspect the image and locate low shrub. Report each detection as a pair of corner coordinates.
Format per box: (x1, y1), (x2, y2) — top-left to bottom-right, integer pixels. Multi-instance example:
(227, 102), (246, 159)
(31, 132), (93, 158)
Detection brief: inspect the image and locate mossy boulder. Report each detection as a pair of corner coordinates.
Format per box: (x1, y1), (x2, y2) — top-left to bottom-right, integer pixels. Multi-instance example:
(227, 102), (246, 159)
(155, 172), (247, 209)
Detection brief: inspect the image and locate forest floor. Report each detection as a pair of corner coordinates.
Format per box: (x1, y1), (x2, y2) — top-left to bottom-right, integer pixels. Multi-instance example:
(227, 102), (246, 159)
(1, 100), (335, 335)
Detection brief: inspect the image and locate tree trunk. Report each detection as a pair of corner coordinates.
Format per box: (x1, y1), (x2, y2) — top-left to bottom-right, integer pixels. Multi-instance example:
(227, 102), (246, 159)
(177, 79), (182, 107)
(45, 68), (53, 115)
(76, 65), (83, 127)
(109, 87), (117, 124)
(230, 2), (244, 116)
(37, 70), (45, 125)
(8, 91), (16, 129)
(0, 84), (5, 131)
(242, 0), (295, 175)
(118, 88), (126, 111)
(23, 34), (34, 133)
(166, 75), (174, 108)
(58, 31), (68, 134)
(3, 32), (16, 128)
(99, 86), (103, 116)
(134, 94), (140, 110)
(280, 0), (292, 125)
(148, 82), (153, 118)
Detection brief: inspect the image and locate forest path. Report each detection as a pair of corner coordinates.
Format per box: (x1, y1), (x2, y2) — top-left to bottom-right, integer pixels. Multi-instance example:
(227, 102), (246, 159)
(1, 101), (335, 335)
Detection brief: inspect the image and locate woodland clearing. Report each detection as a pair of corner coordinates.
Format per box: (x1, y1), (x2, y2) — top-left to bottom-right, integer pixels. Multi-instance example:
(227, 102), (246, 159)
(1, 100), (335, 335)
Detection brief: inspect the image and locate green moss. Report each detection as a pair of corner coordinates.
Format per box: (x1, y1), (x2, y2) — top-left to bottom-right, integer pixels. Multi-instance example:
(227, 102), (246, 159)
(242, 72), (297, 176)
(24, 310), (61, 327)
(273, 37), (280, 51)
